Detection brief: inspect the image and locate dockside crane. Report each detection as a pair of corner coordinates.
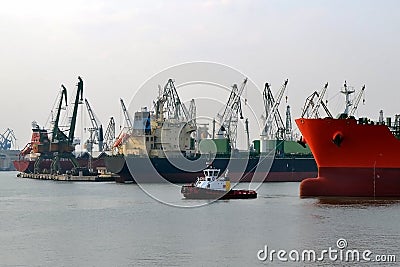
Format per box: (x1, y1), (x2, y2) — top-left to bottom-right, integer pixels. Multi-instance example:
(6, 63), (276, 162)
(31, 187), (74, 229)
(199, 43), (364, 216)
(84, 98), (104, 152)
(216, 78), (247, 150)
(51, 85), (68, 143)
(50, 76), (84, 173)
(0, 128), (16, 150)
(262, 79), (288, 140)
(103, 117), (116, 151)
(67, 77), (84, 148)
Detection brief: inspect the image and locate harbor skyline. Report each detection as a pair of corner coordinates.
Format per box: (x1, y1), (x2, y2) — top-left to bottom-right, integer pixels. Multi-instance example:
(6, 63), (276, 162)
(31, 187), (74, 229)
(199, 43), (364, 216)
(1, 0), (399, 148)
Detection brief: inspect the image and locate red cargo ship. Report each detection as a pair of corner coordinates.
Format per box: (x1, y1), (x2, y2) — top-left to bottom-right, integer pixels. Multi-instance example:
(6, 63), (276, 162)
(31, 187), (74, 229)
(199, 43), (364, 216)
(296, 116), (400, 197)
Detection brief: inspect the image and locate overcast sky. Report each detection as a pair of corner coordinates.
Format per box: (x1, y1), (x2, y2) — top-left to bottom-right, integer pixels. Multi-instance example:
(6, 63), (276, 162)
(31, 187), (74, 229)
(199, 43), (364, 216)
(1, 0), (400, 149)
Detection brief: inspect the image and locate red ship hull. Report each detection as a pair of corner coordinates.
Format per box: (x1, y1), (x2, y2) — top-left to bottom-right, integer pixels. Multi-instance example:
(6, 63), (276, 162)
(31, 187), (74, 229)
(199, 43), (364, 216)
(295, 118), (400, 197)
(13, 158), (105, 173)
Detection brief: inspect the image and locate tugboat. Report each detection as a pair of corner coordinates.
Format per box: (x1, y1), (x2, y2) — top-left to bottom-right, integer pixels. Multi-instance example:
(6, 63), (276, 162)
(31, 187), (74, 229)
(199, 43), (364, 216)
(181, 167), (257, 199)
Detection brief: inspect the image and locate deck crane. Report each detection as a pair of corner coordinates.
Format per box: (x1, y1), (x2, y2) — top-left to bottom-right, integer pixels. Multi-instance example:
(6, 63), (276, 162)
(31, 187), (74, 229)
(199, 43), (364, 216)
(263, 79), (288, 140)
(84, 98), (104, 152)
(216, 78), (247, 150)
(103, 117), (115, 151)
(0, 128), (16, 150)
(348, 85), (366, 117)
(113, 98), (134, 150)
(120, 98), (133, 129)
(301, 83), (333, 119)
(310, 82), (329, 118)
(161, 79), (191, 123)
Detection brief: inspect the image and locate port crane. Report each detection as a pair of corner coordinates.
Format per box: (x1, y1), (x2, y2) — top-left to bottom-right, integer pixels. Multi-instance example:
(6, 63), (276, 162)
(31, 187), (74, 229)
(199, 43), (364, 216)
(0, 128), (16, 150)
(301, 82), (333, 119)
(51, 85), (68, 144)
(103, 117), (115, 151)
(216, 78), (247, 150)
(262, 79), (288, 140)
(49, 77), (84, 173)
(84, 98), (104, 152)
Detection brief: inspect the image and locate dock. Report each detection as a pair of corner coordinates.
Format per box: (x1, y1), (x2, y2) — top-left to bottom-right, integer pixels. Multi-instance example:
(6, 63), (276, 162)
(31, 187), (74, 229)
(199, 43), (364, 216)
(17, 172), (118, 182)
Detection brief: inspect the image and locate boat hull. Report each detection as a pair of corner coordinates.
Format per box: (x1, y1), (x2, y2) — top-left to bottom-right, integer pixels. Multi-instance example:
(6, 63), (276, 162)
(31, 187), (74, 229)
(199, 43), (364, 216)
(296, 118), (400, 197)
(13, 158), (106, 174)
(105, 155), (317, 183)
(181, 185), (257, 199)
(301, 167), (400, 197)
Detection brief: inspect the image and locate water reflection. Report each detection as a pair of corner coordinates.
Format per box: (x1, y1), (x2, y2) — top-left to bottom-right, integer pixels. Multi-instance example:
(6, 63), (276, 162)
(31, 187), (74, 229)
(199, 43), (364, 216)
(316, 197), (400, 207)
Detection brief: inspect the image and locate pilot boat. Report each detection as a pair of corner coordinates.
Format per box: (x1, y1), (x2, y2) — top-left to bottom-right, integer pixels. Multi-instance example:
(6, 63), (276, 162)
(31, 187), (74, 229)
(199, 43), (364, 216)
(181, 167), (257, 199)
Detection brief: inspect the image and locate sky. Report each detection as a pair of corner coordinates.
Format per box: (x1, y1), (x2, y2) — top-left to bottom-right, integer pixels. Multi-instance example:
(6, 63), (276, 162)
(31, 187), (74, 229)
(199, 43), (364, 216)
(1, 0), (400, 149)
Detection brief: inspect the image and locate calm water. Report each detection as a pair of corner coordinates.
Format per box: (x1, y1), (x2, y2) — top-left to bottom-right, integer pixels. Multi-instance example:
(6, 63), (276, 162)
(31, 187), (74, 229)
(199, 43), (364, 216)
(0, 172), (399, 266)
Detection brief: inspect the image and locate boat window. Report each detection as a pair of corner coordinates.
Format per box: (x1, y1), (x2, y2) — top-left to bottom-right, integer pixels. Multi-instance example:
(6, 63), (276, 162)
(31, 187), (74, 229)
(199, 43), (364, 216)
(207, 178), (210, 181)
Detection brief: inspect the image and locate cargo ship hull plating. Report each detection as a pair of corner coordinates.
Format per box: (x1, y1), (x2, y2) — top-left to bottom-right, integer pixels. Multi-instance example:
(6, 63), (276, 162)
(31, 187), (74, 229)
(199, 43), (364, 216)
(105, 155), (317, 183)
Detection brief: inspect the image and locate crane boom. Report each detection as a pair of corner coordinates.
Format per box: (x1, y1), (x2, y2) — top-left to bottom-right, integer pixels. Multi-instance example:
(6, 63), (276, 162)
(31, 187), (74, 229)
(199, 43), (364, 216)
(310, 82), (328, 117)
(68, 77), (84, 144)
(162, 79), (190, 122)
(51, 85), (68, 142)
(349, 85), (365, 116)
(103, 117), (115, 151)
(264, 79), (288, 139)
(120, 98), (133, 129)
(85, 98), (103, 151)
(216, 78), (247, 149)
(0, 128), (16, 150)
(262, 82), (285, 138)
(301, 83), (333, 119)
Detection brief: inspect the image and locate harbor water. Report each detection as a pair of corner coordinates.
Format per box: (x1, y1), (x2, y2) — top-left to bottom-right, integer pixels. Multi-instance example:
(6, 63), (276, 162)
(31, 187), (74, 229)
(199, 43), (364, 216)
(0, 171), (399, 266)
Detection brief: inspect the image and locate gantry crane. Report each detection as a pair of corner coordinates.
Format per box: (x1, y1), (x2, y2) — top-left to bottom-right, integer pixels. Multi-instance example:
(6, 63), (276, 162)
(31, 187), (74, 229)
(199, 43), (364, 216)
(84, 98), (104, 152)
